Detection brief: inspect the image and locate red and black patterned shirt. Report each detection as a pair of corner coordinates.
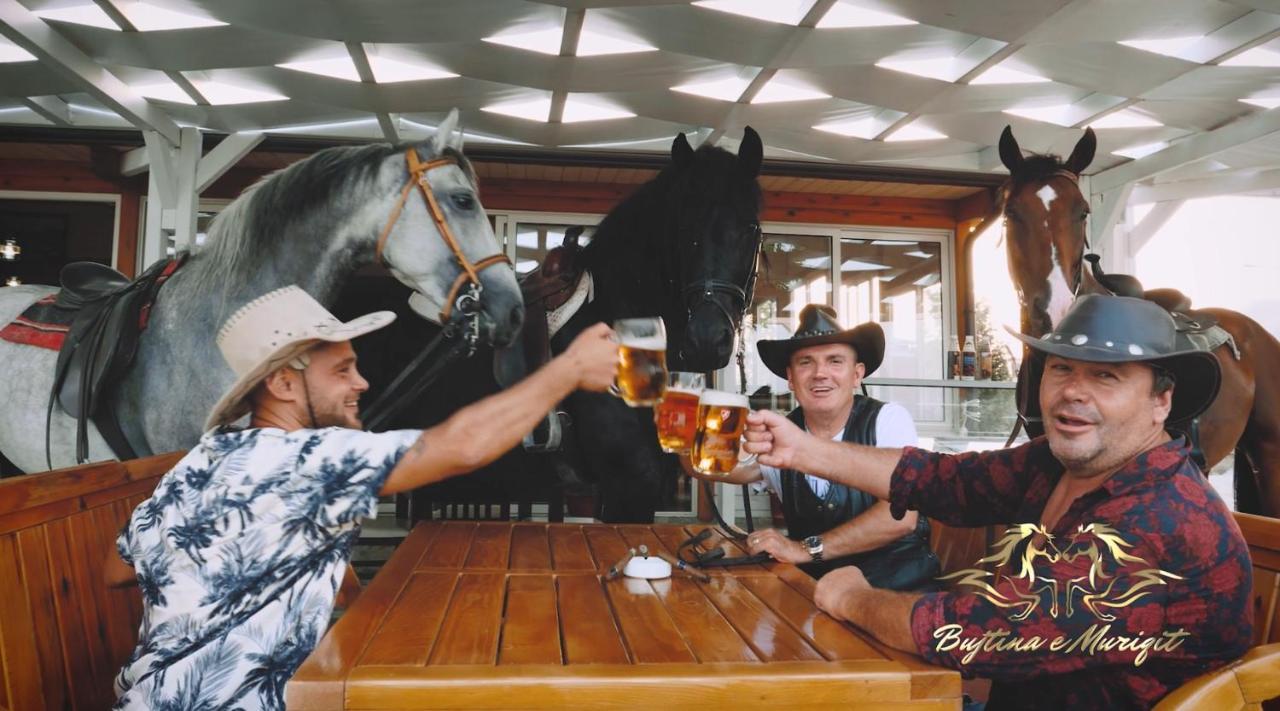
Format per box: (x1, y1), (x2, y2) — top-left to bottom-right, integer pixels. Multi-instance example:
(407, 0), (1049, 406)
(889, 436), (1252, 710)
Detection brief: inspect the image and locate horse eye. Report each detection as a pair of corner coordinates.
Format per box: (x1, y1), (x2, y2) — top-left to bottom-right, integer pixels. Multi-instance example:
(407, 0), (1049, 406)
(451, 193), (476, 210)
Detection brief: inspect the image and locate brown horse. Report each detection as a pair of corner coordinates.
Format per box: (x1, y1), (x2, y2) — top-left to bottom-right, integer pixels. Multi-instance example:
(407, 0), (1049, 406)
(997, 124), (1280, 517)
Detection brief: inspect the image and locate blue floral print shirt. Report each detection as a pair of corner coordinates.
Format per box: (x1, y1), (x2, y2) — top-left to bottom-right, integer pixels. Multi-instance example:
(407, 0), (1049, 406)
(114, 425), (420, 710)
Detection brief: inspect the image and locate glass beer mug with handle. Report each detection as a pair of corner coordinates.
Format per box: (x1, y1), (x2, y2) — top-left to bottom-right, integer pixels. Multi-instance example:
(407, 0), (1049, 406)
(611, 317), (668, 407)
(691, 390), (757, 476)
(654, 372), (705, 454)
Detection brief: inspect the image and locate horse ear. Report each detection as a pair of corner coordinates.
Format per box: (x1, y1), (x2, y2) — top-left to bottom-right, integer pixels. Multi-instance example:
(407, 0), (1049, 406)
(431, 108), (461, 155)
(999, 125), (1023, 173)
(738, 126), (763, 177)
(671, 132), (695, 167)
(1064, 127), (1097, 175)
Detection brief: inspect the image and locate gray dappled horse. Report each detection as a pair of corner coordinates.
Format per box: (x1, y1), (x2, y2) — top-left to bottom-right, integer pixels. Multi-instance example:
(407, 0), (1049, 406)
(0, 110), (522, 472)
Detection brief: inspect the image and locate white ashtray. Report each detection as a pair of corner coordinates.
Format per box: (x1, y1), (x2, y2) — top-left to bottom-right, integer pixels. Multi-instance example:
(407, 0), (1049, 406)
(623, 555), (672, 580)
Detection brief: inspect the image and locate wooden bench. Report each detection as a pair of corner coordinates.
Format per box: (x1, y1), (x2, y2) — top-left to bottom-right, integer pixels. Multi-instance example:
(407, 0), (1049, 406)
(0, 452), (181, 711)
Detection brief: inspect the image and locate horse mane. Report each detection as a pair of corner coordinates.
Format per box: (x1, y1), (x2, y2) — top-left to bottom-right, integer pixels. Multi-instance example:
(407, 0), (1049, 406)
(189, 142), (476, 294)
(582, 143), (761, 274)
(1007, 153), (1072, 189)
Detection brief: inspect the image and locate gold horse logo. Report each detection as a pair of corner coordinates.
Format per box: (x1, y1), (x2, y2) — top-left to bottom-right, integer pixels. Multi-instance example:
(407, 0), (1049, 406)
(940, 523), (1182, 621)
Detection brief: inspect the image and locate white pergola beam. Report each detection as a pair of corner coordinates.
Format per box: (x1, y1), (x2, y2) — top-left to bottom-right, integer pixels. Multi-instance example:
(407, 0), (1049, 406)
(704, 0), (836, 146)
(195, 132), (263, 193)
(1088, 182), (1134, 270)
(1179, 11), (1280, 64)
(1127, 200), (1182, 253)
(120, 146), (149, 176)
(1132, 167), (1280, 204)
(171, 127), (201, 250)
(21, 95), (71, 126)
(344, 41), (398, 143)
(143, 131), (177, 205)
(0, 0), (180, 145)
(1091, 108), (1280, 193)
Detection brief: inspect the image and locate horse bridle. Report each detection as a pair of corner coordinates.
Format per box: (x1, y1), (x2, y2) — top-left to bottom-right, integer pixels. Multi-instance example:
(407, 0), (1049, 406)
(375, 147), (511, 340)
(680, 222), (763, 333)
(1003, 167), (1093, 444)
(361, 148), (511, 431)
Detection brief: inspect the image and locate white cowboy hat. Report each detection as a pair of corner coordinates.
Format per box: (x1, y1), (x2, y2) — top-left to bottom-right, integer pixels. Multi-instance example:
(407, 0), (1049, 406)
(205, 285), (395, 430)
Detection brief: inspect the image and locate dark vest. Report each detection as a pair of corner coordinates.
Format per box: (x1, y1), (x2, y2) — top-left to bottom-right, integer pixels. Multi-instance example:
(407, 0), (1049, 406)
(779, 396), (940, 591)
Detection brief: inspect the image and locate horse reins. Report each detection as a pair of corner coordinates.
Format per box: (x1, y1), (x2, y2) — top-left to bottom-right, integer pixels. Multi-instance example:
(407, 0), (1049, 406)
(361, 148), (511, 431)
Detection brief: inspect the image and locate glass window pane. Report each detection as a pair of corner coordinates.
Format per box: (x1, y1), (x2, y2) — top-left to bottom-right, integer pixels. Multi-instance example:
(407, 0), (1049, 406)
(839, 237), (945, 424)
(728, 232), (832, 412)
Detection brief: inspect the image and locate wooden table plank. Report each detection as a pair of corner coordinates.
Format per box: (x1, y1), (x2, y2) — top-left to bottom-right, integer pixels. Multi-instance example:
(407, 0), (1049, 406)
(583, 526), (630, 572)
(649, 577), (758, 663)
(417, 522), (477, 569)
(738, 575), (884, 661)
(699, 575), (825, 662)
(464, 523), (512, 569)
(358, 572), (458, 667)
(604, 577), (696, 664)
(428, 573), (506, 665)
(556, 574), (631, 665)
(510, 524), (552, 570)
(289, 522), (962, 709)
(287, 523), (441, 710)
(345, 661), (924, 709)
(548, 526), (595, 571)
(499, 576), (562, 665)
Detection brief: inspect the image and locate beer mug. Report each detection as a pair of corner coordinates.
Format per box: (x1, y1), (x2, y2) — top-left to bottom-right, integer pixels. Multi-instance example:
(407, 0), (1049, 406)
(611, 317), (668, 407)
(654, 372), (705, 454)
(691, 390), (756, 476)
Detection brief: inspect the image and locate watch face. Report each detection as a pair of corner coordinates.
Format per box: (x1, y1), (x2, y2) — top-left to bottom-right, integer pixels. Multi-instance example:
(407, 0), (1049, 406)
(804, 536), (821, 550)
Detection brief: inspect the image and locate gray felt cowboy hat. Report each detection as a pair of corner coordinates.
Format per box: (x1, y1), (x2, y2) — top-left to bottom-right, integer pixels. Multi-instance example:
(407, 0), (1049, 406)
(205, 285), (396, 430)
(757, 304), (885, 379)
(1006, 294), (1220, 424)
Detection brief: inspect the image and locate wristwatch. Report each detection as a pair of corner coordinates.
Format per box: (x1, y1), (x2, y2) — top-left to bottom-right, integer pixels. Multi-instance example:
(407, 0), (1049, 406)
(803, 535), (824, 562)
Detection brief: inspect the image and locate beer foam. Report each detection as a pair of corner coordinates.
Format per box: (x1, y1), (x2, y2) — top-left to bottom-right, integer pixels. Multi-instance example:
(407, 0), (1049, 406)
(665, 386), (702, 396)
(698, 390), (749, 408)
(620, 335), (666, 350)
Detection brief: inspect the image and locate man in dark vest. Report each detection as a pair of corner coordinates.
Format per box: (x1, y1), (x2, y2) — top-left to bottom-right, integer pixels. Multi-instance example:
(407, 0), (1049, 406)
(686, 304), (939, 590)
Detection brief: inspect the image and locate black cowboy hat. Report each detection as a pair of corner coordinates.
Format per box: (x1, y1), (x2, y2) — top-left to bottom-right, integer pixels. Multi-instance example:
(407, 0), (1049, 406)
(1007, 294), (1220, 424)
(757, 304), (884, 379)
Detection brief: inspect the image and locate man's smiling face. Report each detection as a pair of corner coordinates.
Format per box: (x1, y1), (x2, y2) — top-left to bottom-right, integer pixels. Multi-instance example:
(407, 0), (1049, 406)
(787, 342), (863, 418)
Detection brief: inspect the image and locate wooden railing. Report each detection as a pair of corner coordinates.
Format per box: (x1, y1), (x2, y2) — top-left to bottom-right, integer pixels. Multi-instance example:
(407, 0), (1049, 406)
(0, 452), (180, 711)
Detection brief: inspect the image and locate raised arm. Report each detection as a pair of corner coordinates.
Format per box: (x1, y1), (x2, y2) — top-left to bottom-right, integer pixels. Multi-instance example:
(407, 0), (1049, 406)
(381, 323), (618, 495)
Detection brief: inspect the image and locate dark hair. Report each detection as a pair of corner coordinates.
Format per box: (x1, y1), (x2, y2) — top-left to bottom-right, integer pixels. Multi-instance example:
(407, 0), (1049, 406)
(1150, 364), (1175, 397)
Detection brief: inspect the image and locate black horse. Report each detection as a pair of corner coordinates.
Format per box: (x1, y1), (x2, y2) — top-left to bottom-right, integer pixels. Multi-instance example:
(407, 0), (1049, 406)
(340, 128), (765, 522)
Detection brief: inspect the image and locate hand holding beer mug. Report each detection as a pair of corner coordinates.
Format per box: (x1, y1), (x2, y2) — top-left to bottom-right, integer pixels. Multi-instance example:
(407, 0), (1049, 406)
(691, 390), (756, 476)
(611, 317), (668, 407)
(654, 372), (704, 454)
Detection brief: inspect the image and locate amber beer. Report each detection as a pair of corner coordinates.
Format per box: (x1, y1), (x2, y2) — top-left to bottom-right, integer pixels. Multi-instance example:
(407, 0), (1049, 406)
(613, 318), (668, 407)
(654, 371), (705, 454)
(691, 390), (751, 476)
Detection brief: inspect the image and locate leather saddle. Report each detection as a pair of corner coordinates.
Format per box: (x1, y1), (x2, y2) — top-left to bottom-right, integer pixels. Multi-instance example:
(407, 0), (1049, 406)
(509, 226), (588, 453)
(50, 257), (182, 464)
(1084, 254), (1218, 334)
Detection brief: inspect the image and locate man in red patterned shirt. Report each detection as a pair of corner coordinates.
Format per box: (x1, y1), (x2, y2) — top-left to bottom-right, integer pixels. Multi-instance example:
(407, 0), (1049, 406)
(744, 295), (1253, 710)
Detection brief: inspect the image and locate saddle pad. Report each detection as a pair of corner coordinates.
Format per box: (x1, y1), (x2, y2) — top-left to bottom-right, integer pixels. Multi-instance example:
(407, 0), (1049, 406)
(546, 270), (593, 338)
(0, 294), (72, 350)
(1179, 323), (1234, 357)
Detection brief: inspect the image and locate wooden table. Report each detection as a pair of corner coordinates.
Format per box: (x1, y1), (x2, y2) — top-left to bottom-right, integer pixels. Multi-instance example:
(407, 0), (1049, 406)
(287, 522), (961, 710)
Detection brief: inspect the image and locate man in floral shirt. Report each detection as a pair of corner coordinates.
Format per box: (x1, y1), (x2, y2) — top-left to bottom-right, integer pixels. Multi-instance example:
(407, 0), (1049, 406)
(105, 285), (619, 710)
(744, 295), (1253, 710)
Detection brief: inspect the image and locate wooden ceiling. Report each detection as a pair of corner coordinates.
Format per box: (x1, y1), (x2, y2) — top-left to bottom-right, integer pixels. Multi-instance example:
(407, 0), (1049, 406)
(0, 141), (984, 200)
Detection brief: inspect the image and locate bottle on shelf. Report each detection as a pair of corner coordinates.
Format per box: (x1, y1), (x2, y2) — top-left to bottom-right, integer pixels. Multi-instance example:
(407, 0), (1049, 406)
(947, 335), (961, 380)
(978, 339), (993, 380)
(961, 336), (976, 381)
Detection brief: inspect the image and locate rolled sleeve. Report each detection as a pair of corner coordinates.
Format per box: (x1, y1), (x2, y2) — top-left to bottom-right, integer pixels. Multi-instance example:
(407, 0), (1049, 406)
(889, 440), (1053, 526)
